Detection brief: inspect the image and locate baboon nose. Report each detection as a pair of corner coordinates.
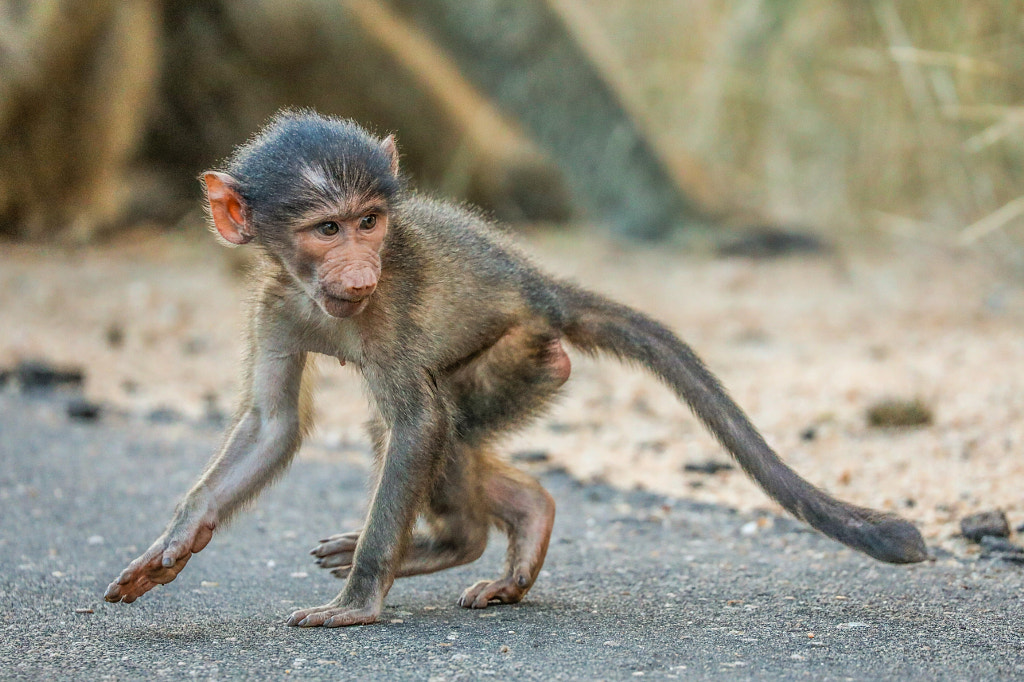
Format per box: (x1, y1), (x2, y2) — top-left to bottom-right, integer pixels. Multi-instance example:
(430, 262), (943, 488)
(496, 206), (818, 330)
(345, 282), (376, 298)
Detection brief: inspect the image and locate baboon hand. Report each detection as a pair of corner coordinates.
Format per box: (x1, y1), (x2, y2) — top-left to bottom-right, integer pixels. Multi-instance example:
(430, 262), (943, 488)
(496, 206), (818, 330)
(104, 519), (215, 604)
(311, 530), (361, 577)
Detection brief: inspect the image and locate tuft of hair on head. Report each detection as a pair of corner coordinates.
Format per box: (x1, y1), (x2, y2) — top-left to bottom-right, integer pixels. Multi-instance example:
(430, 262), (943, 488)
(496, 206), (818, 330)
(209, 109), (404, 232)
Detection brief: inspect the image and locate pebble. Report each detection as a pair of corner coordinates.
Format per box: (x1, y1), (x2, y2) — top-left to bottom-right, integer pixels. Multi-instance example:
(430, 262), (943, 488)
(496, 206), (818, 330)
(105, 323), (125, 348)
(865, 397), (933, 428)
(960, 510), (1010, 541)
(511, 450), (550, 463)
(683, 461), (734, 475)
(716, 227), (828, 259)
(148, 407), (183, 424)
(9, 360), (85, 392)
(67, 398), (102, 422)
(979, 535), (1024, 564)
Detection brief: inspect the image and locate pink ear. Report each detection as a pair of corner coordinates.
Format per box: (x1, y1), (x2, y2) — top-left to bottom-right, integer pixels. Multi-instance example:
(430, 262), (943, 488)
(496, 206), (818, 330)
(203, 172), (252, 245)
(380, 135), (400, 176)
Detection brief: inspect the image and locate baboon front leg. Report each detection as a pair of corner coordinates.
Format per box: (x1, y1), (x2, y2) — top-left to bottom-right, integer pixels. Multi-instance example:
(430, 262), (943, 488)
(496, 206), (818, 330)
(313, 441), (492, 579)
(459, 464), (555, 609)
(286, 372), (449, 628)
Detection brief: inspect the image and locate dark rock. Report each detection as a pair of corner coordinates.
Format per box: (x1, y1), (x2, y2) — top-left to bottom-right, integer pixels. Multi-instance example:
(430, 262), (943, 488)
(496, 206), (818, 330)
(512, 450), (550, 463)
(105, 323), (125, 349)
(865, 397), (933, 428)
(67, 399), (102, 422)
(684, 461), (734, 475)
(960, 510), (1010, 542)
(717, 227), (829, 259)
(799, 426), (817, 441)
(979, 536), (1022, 553)
(12, 360), (85, 392)
(979, 536), (1024, 564)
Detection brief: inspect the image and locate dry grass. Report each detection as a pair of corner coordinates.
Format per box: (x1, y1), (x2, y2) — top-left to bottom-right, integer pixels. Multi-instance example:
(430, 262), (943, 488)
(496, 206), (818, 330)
(579, 0), (1024, 259)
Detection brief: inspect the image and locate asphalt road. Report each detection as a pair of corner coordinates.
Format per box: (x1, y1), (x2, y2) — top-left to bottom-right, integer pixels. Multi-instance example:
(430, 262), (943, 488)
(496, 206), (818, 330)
(2, 392), (1023, 680)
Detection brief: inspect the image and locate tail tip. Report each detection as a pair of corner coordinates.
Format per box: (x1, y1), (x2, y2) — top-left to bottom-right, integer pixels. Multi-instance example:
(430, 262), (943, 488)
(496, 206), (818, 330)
(863, 517), (929, 564)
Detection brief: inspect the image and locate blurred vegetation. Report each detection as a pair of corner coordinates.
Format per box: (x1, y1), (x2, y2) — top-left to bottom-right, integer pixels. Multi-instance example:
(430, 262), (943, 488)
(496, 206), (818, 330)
(1, 0), (1023, 256)
(586, 0), (1024, 256)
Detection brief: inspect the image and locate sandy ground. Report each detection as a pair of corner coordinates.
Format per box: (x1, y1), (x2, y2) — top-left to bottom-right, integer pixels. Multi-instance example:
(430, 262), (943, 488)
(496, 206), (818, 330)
(2, 225), (1022, 551)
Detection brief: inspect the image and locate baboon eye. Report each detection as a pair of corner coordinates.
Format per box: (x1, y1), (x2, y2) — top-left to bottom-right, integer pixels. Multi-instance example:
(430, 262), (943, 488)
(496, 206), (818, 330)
(359, 214), (377, 231)
(316, 221), (340, 237)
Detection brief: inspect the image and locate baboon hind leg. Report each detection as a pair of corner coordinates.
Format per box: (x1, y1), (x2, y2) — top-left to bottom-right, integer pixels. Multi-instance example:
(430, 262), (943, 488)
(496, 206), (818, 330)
(458, 459), (555, 608)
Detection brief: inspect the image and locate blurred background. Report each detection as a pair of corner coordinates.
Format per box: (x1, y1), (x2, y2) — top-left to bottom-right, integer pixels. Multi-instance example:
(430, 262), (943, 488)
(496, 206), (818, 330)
(2, 0), (1023, 548)
(3, 0), (1023, 250)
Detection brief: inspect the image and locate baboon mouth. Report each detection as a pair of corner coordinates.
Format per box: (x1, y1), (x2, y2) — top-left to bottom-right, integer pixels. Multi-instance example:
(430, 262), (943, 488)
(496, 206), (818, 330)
(322, 294), (371, 318)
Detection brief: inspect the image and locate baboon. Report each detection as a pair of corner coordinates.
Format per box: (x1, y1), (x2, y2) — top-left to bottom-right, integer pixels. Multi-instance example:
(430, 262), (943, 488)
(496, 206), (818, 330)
(104, 110), (927, 628)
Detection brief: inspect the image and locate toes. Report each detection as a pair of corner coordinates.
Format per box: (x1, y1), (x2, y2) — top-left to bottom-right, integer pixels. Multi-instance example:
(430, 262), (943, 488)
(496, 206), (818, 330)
(458, 580), (492, 608)
(330, 566), (352, 579)
(316, 552), (353, 569)
(458, 578), (525, 609)
(311, 531), (360, 557)
(286, 603), (378, 628)
(323, 607), (377, 627)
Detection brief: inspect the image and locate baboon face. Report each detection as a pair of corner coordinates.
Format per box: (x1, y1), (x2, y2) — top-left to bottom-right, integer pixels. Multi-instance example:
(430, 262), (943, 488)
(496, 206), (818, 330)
(202, 115), (401, 319)
(289, 197), (388, 318)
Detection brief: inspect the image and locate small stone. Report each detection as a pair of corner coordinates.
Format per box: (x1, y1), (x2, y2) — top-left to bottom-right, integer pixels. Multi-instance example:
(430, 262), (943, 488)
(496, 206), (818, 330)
(865, 397), (933, 428)
(499, 645), (510, 654)
(290, 572), (308, 579)
(87, 535), (104, 545)
(13, 360), (85, 393)
(717, 227), (828, 259)
(67, 399), (102, 422)
(683, 461), (734, 475)
(960, 510), (1010, 542)
(74, 608), (94, 614)
(799, 426), (817, 441)
(979, 535), (1024, 563)
(837, 622), (870, 629)
(105, 323), (125, 349)
(148, 407), (183, 424)
(511, 450), (550, 463)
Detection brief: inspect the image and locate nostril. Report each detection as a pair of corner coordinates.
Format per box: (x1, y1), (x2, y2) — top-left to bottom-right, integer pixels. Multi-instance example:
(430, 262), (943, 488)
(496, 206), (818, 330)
(345, 282), (375, 297)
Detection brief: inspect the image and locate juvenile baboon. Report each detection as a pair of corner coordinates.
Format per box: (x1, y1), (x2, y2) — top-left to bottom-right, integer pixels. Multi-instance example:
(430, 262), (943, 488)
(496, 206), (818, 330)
(105, 110), (927, 628)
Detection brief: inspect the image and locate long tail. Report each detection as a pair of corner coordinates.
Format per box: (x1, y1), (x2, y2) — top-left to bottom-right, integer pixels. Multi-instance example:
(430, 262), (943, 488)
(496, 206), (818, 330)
(557, 284), (927, 564)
